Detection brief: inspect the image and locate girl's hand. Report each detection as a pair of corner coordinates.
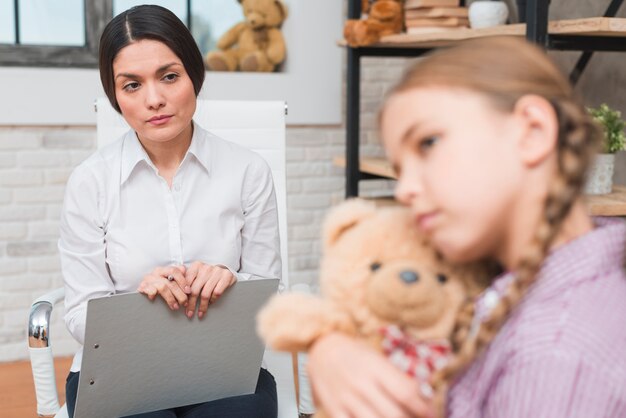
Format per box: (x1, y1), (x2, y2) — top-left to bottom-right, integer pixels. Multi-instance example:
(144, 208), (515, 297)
(308, 333), (435, 418)
(137, 265), (190, 310)
(185, 261), (236, 319)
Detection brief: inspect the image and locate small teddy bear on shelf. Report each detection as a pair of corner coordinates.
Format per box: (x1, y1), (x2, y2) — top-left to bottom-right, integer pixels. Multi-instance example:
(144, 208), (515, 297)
(257, 199), (491, 417)
(206, 0), (288, 72)
(344, 0), (405, 47)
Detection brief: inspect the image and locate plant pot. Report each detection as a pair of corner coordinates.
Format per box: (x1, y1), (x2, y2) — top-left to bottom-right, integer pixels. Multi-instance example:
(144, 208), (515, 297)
(469, 1), (509, 29)
(585, 153), (615, 195)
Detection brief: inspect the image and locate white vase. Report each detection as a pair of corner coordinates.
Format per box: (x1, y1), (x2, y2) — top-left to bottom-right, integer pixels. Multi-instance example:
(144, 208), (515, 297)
(469, 1), (509, 29)
(585, 153), (615, 195)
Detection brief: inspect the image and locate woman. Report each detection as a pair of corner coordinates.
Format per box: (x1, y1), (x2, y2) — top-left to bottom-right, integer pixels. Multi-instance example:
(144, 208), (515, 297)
(59, 5), (281, 417)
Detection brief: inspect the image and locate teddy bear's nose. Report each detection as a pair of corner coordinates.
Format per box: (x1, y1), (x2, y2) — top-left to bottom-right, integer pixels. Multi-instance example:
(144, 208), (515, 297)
(399, 270), (419, 284)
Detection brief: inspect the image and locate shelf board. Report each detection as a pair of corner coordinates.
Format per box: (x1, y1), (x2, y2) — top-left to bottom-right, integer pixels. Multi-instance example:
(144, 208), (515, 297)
(335, 157), (626, 217)
(333, 156), (396, 179)
(338, 17), (626, 49)
(586, 186), (626, 217)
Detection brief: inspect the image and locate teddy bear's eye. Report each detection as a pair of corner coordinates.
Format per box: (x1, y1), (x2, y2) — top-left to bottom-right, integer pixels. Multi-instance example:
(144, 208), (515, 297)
(370, 262), (382, 272)
(437, 274), (448, 284)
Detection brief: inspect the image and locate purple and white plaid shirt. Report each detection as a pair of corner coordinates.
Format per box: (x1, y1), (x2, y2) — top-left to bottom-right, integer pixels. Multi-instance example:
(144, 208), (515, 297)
(448, 217), (626, 418)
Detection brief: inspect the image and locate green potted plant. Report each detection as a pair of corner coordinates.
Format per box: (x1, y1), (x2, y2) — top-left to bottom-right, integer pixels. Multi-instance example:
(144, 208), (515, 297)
(585, 103), (626, 195)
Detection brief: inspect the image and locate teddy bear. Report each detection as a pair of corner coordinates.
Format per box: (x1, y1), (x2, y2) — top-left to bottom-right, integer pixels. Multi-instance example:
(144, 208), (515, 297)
(205, 0), (288, 72)
(344, 0), (405, 47)
(257, 199), (492, 417)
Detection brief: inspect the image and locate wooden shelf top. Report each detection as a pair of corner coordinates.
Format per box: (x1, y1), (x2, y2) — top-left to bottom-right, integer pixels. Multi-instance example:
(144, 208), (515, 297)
(338, 17), (626, 49)
(333, 156), (395, 179)
(585, 185), (626, 217)
(334, 157), (626, 217)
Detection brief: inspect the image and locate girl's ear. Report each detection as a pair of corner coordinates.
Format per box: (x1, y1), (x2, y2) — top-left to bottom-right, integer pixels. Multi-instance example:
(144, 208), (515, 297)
(513, 94), (559, 167)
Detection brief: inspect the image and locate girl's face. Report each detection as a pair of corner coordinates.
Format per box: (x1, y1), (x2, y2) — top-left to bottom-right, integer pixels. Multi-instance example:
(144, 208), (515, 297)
(382, 87), (527, 263)
(112, 39), (196, 145)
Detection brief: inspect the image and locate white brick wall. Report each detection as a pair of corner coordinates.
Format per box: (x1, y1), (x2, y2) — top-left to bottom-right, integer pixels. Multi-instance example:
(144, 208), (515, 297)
(0, 128), (96, 362)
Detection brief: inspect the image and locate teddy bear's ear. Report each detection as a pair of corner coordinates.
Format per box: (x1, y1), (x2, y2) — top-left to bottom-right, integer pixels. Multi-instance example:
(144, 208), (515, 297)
(274, 0), (288, 20)
(323, 199), (377, 249)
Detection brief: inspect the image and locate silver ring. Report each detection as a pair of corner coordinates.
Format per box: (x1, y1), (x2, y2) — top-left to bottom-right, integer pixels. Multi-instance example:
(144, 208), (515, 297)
(167, 275), (175, 282)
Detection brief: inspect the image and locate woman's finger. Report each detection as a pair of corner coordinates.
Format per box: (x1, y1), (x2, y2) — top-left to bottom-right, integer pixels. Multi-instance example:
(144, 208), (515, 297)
(187, 265), (210, 319)
(138, 274), (159, 300)
(165, 266), (190, 295)
(166, 277), (189, 307)
(185, 261), (202, 287)
(138, 282), (158, 301)
(198, 272), (220, 318)
(154, 281), (180, 310)
(211, 268), (235, 302)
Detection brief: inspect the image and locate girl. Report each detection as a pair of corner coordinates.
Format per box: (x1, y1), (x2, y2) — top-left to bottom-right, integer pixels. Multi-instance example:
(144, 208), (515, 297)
(308, 36), (626, 417)
(60, 5), (280, 417)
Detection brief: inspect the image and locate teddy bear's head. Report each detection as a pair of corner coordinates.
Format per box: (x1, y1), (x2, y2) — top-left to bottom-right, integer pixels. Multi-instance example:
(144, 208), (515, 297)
(320, 199), (488, 341)
(238, 0), (288, 30)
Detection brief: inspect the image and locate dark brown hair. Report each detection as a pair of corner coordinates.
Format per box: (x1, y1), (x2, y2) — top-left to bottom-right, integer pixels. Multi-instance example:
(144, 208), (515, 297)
(98, 4), (205, 113)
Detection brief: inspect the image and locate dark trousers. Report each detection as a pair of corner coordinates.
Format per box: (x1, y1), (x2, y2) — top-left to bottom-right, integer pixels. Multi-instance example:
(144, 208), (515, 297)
(66, 368), (277, 418)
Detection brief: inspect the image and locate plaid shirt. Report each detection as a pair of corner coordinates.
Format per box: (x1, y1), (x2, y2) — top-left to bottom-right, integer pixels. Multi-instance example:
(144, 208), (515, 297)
(448, 217), (626, 418)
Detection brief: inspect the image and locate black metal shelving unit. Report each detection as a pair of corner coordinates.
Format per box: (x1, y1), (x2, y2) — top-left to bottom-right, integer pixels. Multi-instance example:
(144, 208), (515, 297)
(343, 0), (626, 198)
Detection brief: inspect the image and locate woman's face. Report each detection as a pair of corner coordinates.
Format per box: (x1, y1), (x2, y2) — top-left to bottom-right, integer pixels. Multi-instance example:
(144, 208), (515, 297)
(112, 39), (196, 145)
(381, 87), (526, 263)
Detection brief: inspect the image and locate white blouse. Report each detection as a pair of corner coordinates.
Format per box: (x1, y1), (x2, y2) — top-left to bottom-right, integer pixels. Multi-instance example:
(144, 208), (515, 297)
(59, 122), (281, 371)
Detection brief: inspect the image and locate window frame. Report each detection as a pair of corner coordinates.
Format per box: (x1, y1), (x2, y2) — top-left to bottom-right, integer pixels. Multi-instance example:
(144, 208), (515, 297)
(0, 0), (112, 68)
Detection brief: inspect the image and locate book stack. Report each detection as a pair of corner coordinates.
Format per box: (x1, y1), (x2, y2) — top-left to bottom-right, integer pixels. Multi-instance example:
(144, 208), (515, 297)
(404, 0), (469, 35)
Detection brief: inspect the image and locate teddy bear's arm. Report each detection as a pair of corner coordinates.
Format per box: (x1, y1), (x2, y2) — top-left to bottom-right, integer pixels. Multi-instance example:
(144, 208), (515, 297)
(265, 28), (287, 65)
(257, 293), (356, 352)
(216, 22), (247, 50)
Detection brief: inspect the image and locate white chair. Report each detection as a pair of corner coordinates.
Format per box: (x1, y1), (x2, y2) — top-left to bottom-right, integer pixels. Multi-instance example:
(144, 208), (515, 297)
(28, 99), (298, 418)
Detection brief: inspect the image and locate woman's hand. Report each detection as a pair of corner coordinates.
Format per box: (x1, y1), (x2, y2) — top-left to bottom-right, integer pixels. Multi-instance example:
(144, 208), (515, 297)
(137, 265), (190, 310)
(185, 261), (237, 319)
(308, 333), (434, 418)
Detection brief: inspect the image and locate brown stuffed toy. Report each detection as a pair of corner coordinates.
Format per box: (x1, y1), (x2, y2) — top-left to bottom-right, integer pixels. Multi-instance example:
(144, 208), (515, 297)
(344, 0), (405, 47)
(257, 199), (491, 417)
(206, 0), (288, 72)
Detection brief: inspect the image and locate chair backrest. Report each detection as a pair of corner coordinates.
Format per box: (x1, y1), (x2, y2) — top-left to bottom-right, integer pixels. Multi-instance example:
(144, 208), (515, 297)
(95, 98), (289, 289)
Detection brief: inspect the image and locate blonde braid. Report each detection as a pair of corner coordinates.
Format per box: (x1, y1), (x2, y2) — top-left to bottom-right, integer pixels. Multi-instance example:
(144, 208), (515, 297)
(430, 98), (601, 415)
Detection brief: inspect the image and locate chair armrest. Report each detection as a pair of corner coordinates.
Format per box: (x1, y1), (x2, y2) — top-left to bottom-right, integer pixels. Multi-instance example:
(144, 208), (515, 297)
(28, 287), (65, 416)
(29, 287), (65, 348)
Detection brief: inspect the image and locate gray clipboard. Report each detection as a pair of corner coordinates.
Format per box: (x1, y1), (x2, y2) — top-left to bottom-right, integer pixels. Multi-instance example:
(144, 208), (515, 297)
(74, 279), (279, 418)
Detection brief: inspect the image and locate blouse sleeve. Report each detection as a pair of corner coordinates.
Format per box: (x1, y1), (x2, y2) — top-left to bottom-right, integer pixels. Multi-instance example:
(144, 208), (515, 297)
(235, 156), (282, 285)
(483, 349), (623, 417)
(59, 165), (115, 345)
